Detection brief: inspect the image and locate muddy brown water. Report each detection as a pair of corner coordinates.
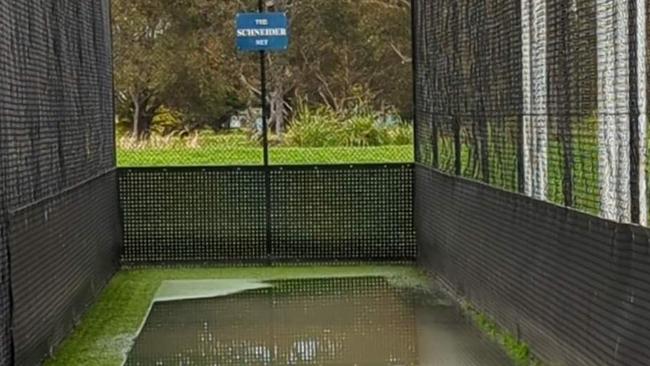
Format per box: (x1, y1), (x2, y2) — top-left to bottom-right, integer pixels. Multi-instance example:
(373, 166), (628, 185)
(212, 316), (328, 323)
(125, 277), (514, 365)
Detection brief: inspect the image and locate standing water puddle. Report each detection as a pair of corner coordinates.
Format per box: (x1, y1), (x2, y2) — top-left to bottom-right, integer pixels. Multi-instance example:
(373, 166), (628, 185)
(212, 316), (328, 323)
(125, 277), (514, 365)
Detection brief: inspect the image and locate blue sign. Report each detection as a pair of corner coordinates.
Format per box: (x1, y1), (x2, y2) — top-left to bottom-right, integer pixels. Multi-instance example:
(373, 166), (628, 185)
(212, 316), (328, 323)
(236, 12), (289, 52)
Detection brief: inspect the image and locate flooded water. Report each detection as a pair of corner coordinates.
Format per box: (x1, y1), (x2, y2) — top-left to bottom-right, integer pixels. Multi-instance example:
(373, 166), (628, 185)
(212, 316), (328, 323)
(125, 277), (514, 365)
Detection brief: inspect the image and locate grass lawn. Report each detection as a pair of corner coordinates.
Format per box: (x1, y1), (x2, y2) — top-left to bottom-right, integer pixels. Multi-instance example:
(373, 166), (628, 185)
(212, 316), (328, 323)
(117, 145), (414, 167)
(44, 265), (427, 366)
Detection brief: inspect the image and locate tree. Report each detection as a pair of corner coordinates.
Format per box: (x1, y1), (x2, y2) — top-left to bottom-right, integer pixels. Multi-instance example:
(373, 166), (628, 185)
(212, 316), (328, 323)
(113, 0), (176, 139)
(113, 0), (413, 139)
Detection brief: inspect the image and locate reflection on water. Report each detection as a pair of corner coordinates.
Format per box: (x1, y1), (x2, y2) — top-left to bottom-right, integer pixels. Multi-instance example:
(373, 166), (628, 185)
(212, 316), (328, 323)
(125, 277), (513, 365)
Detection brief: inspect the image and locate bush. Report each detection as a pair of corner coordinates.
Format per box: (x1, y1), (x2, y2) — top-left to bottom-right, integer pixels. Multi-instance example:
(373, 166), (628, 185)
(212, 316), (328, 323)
(116, 102), (415, 150)
(284, 105), (344, 147)
(385, 123), (414, 145)
(284, 103), (413, 148)
(341, 114), (386, 146)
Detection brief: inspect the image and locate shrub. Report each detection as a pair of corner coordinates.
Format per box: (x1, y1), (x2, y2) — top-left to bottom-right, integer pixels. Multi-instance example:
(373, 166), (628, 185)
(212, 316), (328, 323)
(385, 123), (414, 145)
(342, 114), (386, 146)
(285, 105), (344, 147)
(284, 103), (414, 148)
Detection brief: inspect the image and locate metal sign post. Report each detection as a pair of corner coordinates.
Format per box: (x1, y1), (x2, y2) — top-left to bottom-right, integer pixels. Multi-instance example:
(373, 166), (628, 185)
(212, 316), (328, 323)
(236, 7), (289, 165)
(236, 4), (289, 260)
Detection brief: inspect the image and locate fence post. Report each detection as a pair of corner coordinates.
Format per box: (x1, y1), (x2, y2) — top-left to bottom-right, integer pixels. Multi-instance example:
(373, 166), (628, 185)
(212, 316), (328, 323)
(521, 0), (549, 200)
(633, 0), (647, 225)
(453, 117), (462, 176)
(258, 0), (273, 260)
(629, 0), (641, 224)
(597, 0), (632, 223)
(411, 0), (419, 164)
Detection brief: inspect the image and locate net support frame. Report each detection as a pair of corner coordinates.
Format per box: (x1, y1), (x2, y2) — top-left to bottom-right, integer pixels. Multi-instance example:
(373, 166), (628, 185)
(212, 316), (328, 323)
(597, 0), (632, 222)
(522, 0), (549, 200)
(636, 0), (647, 224)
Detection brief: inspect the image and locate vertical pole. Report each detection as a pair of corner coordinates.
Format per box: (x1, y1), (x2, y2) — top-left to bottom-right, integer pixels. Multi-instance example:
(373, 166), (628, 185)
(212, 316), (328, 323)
(597, 0), (632, 223)
(638, 0), (648, 225)
(259, 0), (272, 260)
(261, 50), (268, 167)
(259, 0), (269, 168)
(411, 0), (418, 164)
(521, 0), (548, 201)
(629, 0), (640, 223)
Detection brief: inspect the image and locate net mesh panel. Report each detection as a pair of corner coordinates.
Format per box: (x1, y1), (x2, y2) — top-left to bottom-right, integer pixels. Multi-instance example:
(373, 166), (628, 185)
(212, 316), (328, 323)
(414, 0), (650, 364)
(0, 0), (115, 209)
(124, 277), (418, 365)
(414, 0), (523, 191)
(270, 165), (415, 260)
(9, 173), (121, 366)
(119, 165), (416, 264)
(545, 0), (599, 214)
(416, 167), (650, 366)
(0, 0), (116, 364)
(0, 221), (10, 366)
(119, 168), (268, 263)
(413, 0), (636, 216)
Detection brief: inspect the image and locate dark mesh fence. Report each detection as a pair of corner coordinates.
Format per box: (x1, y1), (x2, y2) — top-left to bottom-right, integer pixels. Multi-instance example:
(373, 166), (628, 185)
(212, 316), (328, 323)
(269, 165), (415, 260)
(414, 0), (646, 222)
(119, 164), (415, 264)
(1, 1), (115, 210)
(414, 0), (650, 365)
(119, 167), (268, 263)
(0, 221), (11, 366)
(8, 173), (121, 366)
(416, 168), (650, 366)
(0, 0), (117, 365)
(414, 0), (522, 191)
(545, 0), (600, 214)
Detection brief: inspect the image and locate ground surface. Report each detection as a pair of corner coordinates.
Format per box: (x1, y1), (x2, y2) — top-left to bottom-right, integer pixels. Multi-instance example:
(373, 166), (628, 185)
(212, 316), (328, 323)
(44, 265), (427, 366)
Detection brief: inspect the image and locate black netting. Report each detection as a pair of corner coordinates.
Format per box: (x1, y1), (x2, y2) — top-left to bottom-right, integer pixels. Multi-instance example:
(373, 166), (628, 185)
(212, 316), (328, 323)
(415, 0), (650, 223)
(414, 0), (522, 192)
(9, 173), (120, 366)
(0, 0), (114, 210)
(119, 168), (268, 264)
(415, 166), (650, 366)
(414, 1), (650, 364)
(119, 165), (415, 264)
(0, 220), (10, 366)
(270, 165), (415, 260)
(0, 1), (116, 365)
(544, 0), (600, 214)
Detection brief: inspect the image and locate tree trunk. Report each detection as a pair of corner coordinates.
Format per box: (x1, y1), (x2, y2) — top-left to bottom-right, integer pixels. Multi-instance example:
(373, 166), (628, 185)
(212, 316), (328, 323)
(130, 91), (157, 140)
(132, 94), (141, 139)
(270, 89), (285, 140)
(267, 0), (289, 142)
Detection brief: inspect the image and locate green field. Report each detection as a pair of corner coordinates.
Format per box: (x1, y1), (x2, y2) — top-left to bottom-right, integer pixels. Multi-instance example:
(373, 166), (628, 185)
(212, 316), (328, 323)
(117, 145), (415, 166)
(426, 134), (602, 216)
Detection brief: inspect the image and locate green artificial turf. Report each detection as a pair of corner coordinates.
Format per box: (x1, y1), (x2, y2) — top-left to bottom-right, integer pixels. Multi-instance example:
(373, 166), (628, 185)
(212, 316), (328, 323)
(44, 265), (427, 366)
